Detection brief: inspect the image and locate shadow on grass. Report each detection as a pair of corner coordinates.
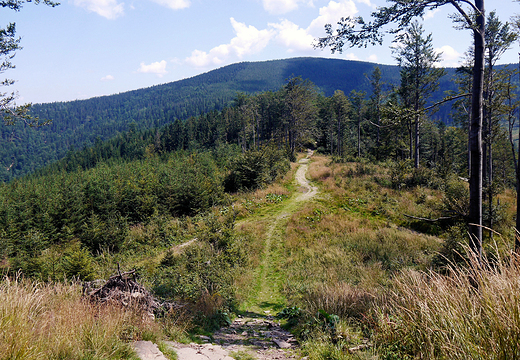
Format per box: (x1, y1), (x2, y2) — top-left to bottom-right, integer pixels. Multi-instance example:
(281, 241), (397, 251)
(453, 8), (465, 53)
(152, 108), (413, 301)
(259, 301), (285, 312)
(238, 302), (285, 318)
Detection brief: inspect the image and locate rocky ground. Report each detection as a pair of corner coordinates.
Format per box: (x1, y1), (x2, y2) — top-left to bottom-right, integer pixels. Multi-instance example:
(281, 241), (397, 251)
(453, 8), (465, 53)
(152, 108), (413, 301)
(165, 313), (300, 360)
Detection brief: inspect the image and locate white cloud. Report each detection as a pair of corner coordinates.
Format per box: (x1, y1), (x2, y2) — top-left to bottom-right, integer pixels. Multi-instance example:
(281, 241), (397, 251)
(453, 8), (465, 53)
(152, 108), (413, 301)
(344, 53), (359, 60)
(262, 0), (309, 14)
(367, 54), (378, 62)
(308, 0), (358, 36)
(262, 0), (319, 14)
(436, 45), (461, 67)
(137, 60), (168, 77)
(267, 0), (358, 53)
(424, 8), (441, 20)
(270, 19), (315, 52)
(185, 0), (362, 69)
(186, 18), (274, 67)
(101, 75), (115, 81)
(356, 0), (373, 7)
(73, 0), (124, 19)
(149, 0), (190, 10)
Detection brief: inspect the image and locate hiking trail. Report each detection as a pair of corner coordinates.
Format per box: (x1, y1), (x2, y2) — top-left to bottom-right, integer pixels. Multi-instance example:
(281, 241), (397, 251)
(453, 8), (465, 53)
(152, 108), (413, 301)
(135, 150), (318, 360)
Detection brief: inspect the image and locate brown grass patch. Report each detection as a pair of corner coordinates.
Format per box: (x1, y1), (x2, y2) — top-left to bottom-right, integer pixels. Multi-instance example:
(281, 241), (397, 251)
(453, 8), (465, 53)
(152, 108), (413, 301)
(307, 155), (331, 181)
(302, 282), (377, 319)
(0, 276), (158, 360)
(375, 249), (520, 359)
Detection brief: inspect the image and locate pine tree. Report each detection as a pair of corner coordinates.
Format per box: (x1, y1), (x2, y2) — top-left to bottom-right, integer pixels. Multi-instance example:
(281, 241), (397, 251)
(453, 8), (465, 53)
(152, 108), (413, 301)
(393, 21), (445, 168)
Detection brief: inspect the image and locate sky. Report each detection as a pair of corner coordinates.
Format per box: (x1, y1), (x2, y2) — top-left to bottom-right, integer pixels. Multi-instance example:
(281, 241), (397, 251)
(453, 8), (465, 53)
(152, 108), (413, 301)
(5, 0), (520, 104)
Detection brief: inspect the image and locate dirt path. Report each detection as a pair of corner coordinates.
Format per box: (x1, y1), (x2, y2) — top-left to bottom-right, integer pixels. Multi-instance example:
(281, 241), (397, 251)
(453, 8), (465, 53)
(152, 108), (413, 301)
(136, 151), (318, 360)
(295, 150), (318, 202)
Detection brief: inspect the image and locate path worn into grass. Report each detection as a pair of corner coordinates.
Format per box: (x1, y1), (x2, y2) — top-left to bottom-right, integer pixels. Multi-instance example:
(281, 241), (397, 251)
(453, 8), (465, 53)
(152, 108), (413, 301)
(249, 150), (318, 314)
(136, 150), (318, 360)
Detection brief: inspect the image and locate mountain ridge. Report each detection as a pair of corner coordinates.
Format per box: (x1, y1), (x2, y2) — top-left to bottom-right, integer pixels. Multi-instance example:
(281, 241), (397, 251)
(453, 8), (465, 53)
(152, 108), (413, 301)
(0, 57), (472, 180)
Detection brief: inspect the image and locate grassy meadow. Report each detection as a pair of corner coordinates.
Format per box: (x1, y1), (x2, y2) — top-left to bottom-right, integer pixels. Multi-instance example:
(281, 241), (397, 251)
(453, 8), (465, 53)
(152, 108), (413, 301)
(1, 153), (520, 359)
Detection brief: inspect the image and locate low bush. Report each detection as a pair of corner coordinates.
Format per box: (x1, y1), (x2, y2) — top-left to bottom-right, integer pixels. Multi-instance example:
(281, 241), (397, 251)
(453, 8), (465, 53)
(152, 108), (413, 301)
(224, 146), (290, 192)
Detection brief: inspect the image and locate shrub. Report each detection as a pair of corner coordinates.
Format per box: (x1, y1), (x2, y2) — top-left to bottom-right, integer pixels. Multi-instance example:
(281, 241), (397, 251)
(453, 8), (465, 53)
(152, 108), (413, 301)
(224, 146), (290, 192)
(389, 160), (411, 190)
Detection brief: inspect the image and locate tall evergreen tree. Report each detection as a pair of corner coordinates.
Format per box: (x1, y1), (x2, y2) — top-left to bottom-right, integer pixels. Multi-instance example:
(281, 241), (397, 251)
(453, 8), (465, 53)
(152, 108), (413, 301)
(393, 21), (445, 168)
(281, 77), (318, 155)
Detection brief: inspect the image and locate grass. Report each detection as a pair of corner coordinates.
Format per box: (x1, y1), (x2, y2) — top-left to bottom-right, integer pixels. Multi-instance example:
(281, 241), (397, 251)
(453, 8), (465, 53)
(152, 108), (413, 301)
(229, 350), (257, 360)
(278, 156), (520, 359)
(158, 341), (178, 360)
(0, 276), (154, 360)
(5, 154), (520, 359)
(233, 152), (317, 315)
(374, 245), (520, 359)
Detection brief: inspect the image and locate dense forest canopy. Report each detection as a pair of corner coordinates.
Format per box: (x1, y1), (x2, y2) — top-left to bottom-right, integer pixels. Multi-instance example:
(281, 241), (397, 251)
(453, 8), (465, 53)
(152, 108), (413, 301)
(0, 57), (474, 181)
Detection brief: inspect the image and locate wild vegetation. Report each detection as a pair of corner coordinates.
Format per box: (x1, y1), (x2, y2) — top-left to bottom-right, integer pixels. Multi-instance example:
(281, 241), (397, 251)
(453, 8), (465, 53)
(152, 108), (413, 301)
(1, 46), (520, 356)
(1, 7), (520, 358)
(0, 57), (464, 181)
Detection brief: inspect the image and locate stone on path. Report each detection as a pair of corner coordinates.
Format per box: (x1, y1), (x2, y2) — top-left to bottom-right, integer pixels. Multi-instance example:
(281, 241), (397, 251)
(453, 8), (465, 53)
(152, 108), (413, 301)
(167, 343), (235, 360)
(132, 341), (169, 360)
(272, 339), (292, 349)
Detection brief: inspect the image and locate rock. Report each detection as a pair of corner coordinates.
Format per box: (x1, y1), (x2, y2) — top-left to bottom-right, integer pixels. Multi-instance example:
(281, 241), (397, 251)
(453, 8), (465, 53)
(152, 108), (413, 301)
(172, 344), (235, 360)
(198, 335), (211, 342)
(272, 339), (292, 349)
(132, 341), (169, 360)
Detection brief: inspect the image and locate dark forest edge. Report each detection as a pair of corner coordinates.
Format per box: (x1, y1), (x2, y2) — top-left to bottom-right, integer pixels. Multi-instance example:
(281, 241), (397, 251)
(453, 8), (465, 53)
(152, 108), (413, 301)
(4, 56), (513, 181)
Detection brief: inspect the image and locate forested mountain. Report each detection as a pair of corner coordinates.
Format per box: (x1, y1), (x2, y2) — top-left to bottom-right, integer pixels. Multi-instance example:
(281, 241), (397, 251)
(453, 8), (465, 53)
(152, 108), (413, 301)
(0, 57), (464, 181)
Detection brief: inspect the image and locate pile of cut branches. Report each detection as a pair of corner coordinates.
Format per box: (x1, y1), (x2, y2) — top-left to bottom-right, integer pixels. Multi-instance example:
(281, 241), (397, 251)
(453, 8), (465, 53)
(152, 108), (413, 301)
(84, 268), (180, 317)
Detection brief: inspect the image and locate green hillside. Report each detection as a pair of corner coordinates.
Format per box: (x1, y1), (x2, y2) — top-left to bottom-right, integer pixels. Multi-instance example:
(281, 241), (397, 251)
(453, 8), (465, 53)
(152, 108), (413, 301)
(1, 61), (519, 359)
(0, 57), (455, 181)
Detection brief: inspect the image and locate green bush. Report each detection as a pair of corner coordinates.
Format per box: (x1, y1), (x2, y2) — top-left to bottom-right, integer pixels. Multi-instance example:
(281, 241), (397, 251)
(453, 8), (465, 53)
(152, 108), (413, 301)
(224, 146), (289, 192)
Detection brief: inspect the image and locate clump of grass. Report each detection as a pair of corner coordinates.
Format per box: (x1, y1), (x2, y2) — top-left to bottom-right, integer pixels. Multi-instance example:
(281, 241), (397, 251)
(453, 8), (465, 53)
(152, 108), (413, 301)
(308, 155), (332, 181)
(374, 246), (520, 359)
(230, 350), (257, 360)
(0, 275), (158, 360)
(302, 283), (376, 320)
(301, 330), (376, 360)
(160, 307), (193, 343)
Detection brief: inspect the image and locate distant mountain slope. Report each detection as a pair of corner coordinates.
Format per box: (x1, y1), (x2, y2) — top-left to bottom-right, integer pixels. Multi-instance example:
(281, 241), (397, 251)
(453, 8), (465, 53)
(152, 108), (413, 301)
(0, 57), (457, 180)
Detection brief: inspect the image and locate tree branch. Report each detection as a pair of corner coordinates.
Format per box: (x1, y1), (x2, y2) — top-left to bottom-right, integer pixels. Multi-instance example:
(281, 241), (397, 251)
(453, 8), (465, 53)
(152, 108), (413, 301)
(404, 213), (459, 222)
(423, 93), (471, 111)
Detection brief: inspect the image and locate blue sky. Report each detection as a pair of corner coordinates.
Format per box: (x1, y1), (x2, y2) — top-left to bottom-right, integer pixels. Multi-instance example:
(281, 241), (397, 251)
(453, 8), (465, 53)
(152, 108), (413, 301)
(6, 0), (520, 104)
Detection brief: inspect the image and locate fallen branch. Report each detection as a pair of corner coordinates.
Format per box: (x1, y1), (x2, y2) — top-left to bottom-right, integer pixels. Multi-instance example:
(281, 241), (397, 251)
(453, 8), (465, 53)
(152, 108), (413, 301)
(403, 214), (458, 222)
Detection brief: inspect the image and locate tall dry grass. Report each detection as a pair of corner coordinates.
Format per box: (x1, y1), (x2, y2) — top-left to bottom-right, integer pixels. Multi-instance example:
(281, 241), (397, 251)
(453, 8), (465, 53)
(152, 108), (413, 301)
(375, 247), (520, 359)
(0, 276), (157, 360)
(302, 283), (376, 320)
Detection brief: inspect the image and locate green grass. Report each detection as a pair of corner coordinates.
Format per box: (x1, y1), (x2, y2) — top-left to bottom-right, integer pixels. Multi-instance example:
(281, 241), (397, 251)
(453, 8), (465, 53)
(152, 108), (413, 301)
(6, 154), (520, 359)
(235, 154), (318, 315)
(158, 342), (178, 360)
(230, 350), (257, 360)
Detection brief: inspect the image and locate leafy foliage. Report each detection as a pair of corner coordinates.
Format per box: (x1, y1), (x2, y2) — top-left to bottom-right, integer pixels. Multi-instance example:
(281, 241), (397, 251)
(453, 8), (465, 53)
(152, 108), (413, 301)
(224, 146), (290, 192)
